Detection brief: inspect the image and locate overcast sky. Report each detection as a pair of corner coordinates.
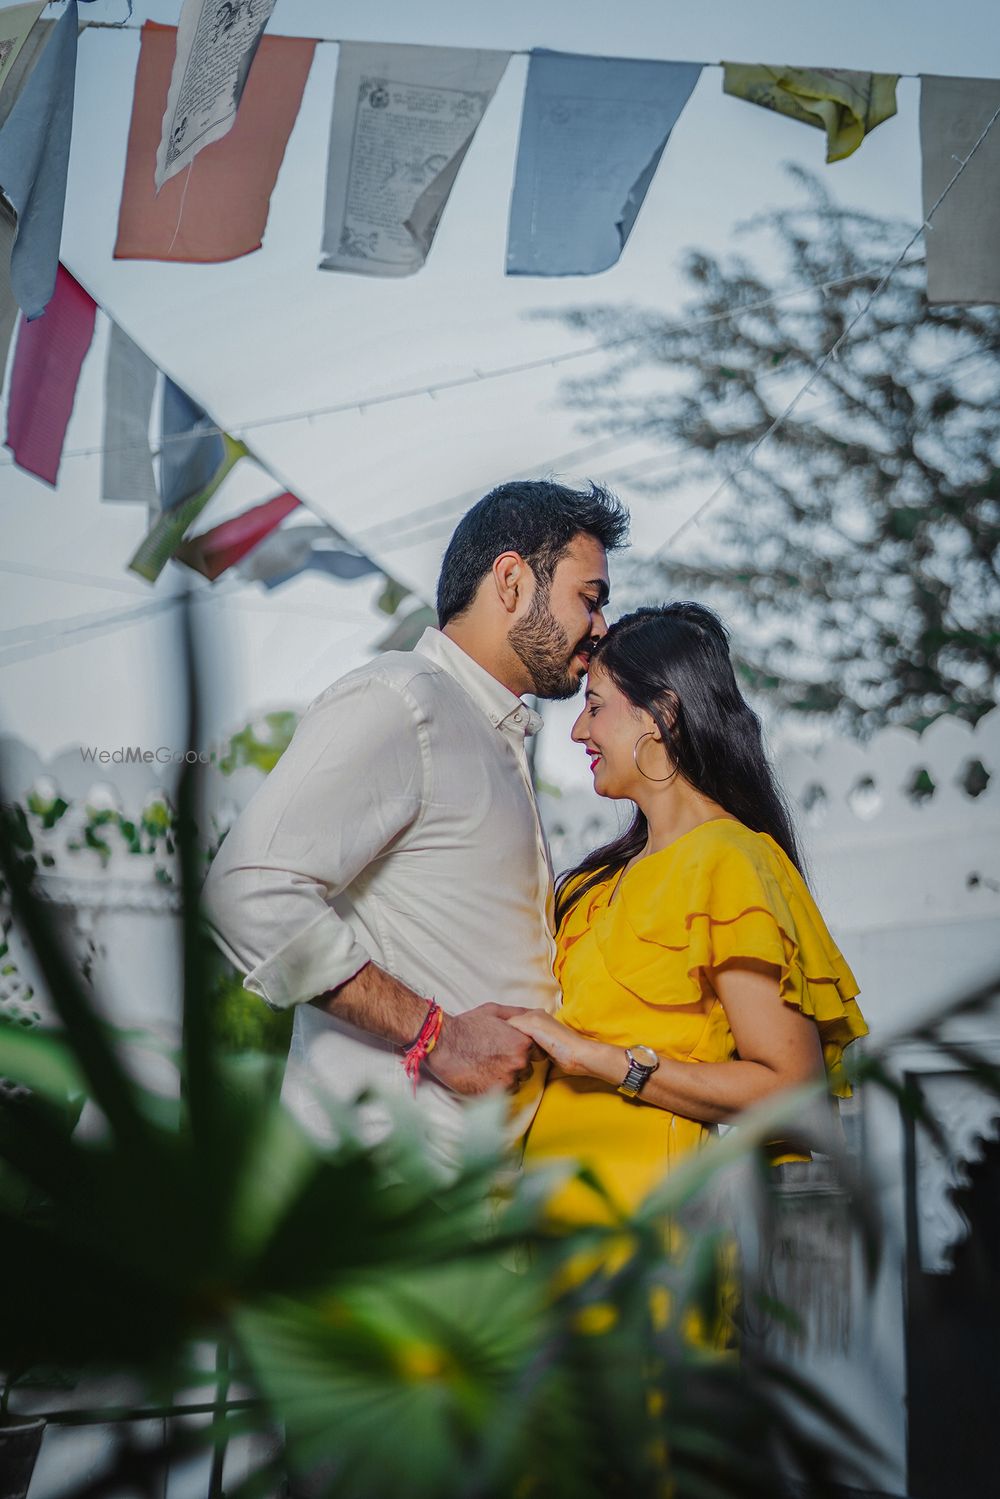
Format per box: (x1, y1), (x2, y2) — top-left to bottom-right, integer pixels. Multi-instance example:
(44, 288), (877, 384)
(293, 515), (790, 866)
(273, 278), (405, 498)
(1, 0), (997, 794)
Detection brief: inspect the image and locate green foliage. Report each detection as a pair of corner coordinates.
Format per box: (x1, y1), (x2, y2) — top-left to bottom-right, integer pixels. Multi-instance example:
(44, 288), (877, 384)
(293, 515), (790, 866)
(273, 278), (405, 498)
(218, 713), (299, 776)
(25, 790), (68, 830)
(377, 577), (412, 616)
(545, 167), (1000, 734)
(203, 938), (292, 1061)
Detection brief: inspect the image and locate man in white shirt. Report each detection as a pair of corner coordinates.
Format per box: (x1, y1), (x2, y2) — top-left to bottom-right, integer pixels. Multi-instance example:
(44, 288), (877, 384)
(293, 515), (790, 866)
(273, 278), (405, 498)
(202, 480), (629, 1156)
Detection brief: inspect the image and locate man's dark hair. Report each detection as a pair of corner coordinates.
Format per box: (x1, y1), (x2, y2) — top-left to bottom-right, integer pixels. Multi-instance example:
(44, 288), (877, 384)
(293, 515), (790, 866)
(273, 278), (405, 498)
(436, 480), (629, 627)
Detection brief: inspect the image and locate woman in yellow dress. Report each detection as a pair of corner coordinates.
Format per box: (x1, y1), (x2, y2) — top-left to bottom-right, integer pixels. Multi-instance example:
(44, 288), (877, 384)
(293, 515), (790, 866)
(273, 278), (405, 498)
(509, 602), (868, 1229)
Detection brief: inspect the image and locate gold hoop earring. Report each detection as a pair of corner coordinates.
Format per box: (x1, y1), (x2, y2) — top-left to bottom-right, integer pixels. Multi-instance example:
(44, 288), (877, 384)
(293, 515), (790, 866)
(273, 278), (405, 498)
(632, 733), (677, 783)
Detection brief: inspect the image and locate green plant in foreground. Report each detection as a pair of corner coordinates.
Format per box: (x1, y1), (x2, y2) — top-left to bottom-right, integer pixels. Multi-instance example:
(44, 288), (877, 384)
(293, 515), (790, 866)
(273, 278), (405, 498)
(0, 608), (996, 1498)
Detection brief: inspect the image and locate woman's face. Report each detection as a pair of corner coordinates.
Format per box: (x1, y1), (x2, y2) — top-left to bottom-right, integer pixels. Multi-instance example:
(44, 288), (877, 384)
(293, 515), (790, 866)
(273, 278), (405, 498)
(571, 660), (661, 799)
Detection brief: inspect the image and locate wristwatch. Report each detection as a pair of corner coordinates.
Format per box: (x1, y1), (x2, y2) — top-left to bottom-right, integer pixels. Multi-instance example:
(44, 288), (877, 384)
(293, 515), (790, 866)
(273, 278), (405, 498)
(618, 1044), (659, 1099)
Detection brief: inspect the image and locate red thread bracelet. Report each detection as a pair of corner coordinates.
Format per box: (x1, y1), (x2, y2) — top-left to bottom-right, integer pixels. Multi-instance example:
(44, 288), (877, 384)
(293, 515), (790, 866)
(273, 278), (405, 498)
(402, 1000), (444, 1093)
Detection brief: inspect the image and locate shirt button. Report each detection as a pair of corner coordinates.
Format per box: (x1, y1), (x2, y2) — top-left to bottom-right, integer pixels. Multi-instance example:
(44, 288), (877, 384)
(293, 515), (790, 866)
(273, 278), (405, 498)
(513, 711), (524, 725)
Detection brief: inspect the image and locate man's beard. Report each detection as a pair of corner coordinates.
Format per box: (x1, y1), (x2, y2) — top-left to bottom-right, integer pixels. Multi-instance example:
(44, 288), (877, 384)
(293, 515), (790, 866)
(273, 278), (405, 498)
(508, 586), (589, 700)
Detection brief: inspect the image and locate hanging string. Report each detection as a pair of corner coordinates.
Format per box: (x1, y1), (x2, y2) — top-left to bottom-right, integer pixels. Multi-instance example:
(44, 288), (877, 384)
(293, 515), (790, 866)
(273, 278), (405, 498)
(654, 104), (1000, 557)
(165, 159), (195, 257)
(597, 341), (999, 488)
(354, 336), (991, 555)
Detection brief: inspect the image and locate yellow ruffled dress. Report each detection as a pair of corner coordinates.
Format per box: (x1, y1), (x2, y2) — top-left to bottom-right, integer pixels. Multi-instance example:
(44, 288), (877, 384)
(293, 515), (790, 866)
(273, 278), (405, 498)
(521, 819), (868, 1225)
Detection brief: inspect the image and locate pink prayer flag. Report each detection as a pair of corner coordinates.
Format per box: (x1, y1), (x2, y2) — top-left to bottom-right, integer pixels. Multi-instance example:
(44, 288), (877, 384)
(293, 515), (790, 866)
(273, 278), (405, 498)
(5, 263), (97, 486)
(175, 490), (302, 580)
(114, 21), (316, 263)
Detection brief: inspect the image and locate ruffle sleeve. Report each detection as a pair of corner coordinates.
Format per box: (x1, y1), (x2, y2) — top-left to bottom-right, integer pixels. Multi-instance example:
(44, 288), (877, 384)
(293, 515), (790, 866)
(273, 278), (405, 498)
(594, 825), (868, 1095)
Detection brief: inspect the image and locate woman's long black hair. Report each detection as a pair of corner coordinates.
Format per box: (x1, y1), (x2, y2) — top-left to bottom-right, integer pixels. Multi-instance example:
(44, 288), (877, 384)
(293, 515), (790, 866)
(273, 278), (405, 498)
(555, 603), (803, 928)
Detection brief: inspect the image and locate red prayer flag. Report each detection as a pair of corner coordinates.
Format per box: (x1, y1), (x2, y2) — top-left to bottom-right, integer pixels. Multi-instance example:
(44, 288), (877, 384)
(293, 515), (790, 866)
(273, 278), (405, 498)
(5, 264), (97, 486)
(175, 490), (302, 580)
(114, 22), (316, 264)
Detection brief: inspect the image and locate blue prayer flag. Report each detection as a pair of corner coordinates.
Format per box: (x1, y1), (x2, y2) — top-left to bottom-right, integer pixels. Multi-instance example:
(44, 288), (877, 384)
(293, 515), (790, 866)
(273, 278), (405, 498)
(0, 0), (79, 319)
(261, 548), (381, 591)
(507, 50), (702, 276)
(160, 378), (225, 512)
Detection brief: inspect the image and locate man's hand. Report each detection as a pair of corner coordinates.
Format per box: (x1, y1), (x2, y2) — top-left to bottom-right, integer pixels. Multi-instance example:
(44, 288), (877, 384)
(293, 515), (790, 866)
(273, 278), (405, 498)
(427, 1002), (539, 1096)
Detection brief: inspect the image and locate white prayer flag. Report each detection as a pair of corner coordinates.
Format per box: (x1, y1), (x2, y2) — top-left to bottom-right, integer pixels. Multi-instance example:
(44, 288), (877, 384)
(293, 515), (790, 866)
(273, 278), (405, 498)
(0, 1), (46, 102)
(155, 0), (277, 189)
(321, 42), (509, 277)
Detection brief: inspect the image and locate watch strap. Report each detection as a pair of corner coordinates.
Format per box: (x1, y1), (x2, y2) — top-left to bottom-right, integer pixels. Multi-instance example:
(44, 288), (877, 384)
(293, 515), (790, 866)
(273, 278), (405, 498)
(618, 1047), (656, 1099)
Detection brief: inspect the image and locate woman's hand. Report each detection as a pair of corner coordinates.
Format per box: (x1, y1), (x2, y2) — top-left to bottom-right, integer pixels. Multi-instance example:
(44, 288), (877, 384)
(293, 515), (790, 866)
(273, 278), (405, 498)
(505, 1010), (608, 1078)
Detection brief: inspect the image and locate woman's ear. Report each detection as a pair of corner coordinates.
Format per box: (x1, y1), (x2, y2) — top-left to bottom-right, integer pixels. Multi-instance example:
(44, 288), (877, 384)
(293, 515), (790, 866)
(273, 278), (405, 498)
(660, 690), (680, 731)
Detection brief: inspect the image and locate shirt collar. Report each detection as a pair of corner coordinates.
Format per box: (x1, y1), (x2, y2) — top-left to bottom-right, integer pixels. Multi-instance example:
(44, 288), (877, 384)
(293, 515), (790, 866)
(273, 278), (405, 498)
(412, 628), (544, 738)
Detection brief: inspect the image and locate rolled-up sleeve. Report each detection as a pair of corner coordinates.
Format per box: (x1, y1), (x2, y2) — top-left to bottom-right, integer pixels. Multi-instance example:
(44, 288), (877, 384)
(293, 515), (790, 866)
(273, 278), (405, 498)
(202, 674), (426, 1010)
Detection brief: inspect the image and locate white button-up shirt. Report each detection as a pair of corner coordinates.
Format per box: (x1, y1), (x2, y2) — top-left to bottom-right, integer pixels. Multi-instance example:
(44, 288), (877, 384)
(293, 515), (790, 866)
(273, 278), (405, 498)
(202, 627), (559, 1155)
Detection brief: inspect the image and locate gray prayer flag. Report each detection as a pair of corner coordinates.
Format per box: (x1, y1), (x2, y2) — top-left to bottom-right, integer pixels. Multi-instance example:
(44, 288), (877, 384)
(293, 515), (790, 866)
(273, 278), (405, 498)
(101, 322), (158, 504)
(921, 75), (1000, 306)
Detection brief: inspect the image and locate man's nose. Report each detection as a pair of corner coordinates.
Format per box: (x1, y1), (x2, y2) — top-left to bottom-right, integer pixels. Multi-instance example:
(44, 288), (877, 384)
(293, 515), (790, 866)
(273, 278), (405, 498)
(591, 608), (609, 639)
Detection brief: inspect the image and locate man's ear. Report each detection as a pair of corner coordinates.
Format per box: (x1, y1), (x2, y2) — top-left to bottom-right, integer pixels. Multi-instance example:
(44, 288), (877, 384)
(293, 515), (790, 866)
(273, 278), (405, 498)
(492, 552), (525, 615)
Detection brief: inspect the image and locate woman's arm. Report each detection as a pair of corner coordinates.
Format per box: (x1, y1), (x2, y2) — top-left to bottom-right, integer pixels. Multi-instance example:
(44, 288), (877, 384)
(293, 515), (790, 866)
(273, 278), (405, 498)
(506, 960), (825, 1126)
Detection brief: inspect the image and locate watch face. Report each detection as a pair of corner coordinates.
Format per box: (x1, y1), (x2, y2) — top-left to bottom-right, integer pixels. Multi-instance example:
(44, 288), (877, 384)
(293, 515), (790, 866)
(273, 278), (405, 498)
(631, 1045), (659, 1070)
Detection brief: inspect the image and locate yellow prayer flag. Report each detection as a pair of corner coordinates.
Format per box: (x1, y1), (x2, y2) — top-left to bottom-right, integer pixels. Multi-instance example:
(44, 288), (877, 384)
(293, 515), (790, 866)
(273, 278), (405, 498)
(723, 64), (898, 161)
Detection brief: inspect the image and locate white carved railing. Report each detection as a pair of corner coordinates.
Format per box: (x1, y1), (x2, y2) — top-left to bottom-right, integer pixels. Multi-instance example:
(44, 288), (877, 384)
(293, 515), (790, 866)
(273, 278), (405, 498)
(908, 1057), (1000, 1274)
(0, 732), (265, 1039)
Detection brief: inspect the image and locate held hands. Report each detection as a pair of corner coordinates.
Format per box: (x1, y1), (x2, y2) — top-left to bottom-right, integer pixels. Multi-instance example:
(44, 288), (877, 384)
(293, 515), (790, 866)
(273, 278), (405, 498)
(426, 1002), (541, 1096)
(505, 1009), (601, 1078)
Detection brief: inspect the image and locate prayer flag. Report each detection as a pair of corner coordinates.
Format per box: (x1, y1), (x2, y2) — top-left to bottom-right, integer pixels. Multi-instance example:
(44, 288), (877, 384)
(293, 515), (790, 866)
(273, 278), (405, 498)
(175, 490), (301, 580)
(160, 378), (224, 512)
(0, 2), (46, 103)
(269, 547), (381, 588)
(115, 21), (315, 264)
(128, 432), (248, 582)
(101, 321), (158, 504)
(155, 0), (277, 188)
(235, 522), (378, 588)
(0, 199), (16, 399)
(5, 263), (96, 485)
(921, 76), (1000, 306)
(722, 64), (898, 162)
(0, 0), (79, 318)
(507, 50), (701, 277)
(321, 43), (509, 276)
(377, 604), (437, 653)
(235, 522), (333, 583)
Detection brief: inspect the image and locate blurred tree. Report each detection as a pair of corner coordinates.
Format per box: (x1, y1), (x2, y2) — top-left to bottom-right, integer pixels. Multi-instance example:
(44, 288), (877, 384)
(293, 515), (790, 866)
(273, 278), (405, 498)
(546, 168), (1000, 733)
